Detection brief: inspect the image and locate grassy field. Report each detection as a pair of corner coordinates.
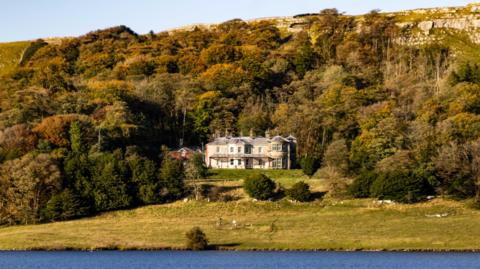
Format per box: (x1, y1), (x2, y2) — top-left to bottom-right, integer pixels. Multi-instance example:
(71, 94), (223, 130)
(0, 170), (478, 251)
(0, 41), (30, 76)
(0, 198), (480, 251)
(0, 195), (480, 250)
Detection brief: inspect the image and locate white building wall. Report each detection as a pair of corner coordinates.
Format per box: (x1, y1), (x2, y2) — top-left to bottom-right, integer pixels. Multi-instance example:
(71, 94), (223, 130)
(205, 138), (294, 169)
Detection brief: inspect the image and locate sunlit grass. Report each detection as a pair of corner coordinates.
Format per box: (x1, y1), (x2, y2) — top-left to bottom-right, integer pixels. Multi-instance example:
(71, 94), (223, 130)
(0, 198), (479, 251)
(0, 41), (30, 76)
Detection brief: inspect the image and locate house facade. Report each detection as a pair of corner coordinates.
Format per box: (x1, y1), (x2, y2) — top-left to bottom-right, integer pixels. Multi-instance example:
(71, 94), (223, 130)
(205, 132), (297, 169)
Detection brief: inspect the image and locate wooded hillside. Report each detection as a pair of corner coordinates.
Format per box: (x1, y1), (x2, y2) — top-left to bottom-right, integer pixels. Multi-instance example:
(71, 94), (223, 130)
(2, 8), (480, 225)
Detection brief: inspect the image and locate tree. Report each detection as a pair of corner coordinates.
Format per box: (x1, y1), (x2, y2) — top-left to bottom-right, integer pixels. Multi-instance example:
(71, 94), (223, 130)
(42, 189), (90, 221)
(33, 114), (90, 147)
(127, 154), (159, 204)
(185, 153), (208, 200)
(294, 32), (316, 77)
(0, 124), (37, 161)
(286, 181), (312, 202)
(370, 169), (434, 203)
(185, 227), (209, 250)
(243, 173), (276, 200)
(433, 142), (475, 198)
(299, 156), (320, 177)
(159, 157), (186, 201)
(349, 169), (376, 198)
(323, 139), (349, 175)
(69, 121), (85, 153)
(0, 153), (61, 224)
(90, 152), (133, 212)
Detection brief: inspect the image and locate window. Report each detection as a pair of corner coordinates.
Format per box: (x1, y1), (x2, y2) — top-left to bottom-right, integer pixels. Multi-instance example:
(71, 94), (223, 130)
(238, 147), (241, 153)
(273, 158), (283, 169)
(272, 144), (282, 151)
(230, 147), (234, 153)
(259, 159), (263, 166)
(245, 146), (251, 154)
(258, 147), (262, 153)
(238, 159), (242, 165)
(230, 159), (234, 165)
(216, 146), (220, 153)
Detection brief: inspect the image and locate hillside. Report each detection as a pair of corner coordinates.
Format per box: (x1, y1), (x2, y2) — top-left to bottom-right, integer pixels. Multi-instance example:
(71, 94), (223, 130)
(1, 198), (479, 251)
(0, 41), (30, 76)
(3, 3), (480, 233)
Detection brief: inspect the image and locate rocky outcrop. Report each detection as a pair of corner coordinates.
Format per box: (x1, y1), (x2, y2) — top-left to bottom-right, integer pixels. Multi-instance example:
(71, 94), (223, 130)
(168, 3), (480, 43)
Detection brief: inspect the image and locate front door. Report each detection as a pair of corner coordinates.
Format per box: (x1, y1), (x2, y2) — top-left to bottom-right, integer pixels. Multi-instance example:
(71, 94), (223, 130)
(245, 158), (253, 169)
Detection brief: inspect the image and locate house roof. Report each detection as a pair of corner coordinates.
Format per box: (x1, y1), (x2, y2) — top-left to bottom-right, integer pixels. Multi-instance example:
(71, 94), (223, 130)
(207, 135), (293, 146)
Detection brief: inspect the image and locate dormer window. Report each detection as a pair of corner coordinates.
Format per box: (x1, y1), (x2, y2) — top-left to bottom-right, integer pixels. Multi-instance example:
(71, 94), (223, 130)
(272, 144), (282, 152)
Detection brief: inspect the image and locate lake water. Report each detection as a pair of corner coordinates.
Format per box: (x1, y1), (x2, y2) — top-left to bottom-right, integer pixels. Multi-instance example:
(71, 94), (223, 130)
(0, 251), (479, 269)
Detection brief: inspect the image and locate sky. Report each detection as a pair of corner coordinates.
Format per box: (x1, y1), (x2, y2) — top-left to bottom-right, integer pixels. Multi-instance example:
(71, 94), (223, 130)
(1, 0), (477, 42)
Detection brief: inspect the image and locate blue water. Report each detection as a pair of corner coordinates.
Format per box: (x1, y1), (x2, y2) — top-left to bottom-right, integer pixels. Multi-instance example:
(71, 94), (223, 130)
(0, 251), (479, 269)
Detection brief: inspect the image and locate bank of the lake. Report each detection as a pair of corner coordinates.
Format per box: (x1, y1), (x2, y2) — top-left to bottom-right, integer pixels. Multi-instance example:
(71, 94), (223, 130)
(1, 198), (480, 251)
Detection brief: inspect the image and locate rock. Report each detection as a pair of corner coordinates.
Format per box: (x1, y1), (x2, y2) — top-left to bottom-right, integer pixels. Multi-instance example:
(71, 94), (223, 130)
(473, 19), (480, 28)
(418, 21), (434, 34)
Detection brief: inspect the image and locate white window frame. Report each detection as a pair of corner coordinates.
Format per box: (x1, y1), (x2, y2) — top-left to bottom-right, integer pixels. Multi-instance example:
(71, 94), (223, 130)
(272, 144), (282, 152)
(273, 158), (283, 169)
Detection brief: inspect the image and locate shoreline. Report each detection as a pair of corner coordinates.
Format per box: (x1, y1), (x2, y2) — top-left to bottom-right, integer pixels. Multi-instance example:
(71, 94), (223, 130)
(2, 246), (480, 253)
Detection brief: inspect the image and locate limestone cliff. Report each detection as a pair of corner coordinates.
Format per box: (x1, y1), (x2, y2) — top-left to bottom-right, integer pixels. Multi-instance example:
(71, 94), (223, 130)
(169, 3), (480, 44)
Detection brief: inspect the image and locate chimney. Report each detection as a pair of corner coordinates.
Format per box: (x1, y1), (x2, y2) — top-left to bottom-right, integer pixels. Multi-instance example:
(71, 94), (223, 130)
(265, 129), (271, 139)
(240, 130), (244, 137)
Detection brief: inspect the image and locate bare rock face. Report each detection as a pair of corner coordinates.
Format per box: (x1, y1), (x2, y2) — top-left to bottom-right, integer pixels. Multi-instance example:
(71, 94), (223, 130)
(167, 3), (480, 44)
(418, 21), (434, 34)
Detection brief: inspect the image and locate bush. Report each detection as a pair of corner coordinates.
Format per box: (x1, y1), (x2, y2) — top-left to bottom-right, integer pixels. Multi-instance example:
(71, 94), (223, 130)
(286, 181), (312, 202)
(299, 156), (320, 177)
(243, 173), (276, 200)
(348, 170), (377, 198)
(185, 227), (208, 250)
(370, 169), (434, 203)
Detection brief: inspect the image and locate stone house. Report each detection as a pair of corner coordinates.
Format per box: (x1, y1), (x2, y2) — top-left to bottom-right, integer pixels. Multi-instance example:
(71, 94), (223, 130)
(205, 131), (296, 169)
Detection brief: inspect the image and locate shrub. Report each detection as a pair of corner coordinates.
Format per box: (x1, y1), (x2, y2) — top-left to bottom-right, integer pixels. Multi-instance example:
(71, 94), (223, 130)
(185, 227), (208, 250)
(348, 169), (377, 198)
(286, 181), (312, 202)
(243, 173), (276, 200)
(370, 169), (434, 203)
(299, 156), (320, 177)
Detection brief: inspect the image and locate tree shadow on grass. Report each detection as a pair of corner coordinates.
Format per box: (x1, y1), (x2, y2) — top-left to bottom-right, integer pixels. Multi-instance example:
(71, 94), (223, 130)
(209, 243), (241, 250)
(311, 191), (327, 201)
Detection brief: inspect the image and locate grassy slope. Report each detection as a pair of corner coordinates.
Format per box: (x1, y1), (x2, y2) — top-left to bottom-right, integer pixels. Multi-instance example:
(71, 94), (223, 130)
(0, 198), (478, 251)
(0, 169), (479, 251)
(0, 41), (30, 76)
